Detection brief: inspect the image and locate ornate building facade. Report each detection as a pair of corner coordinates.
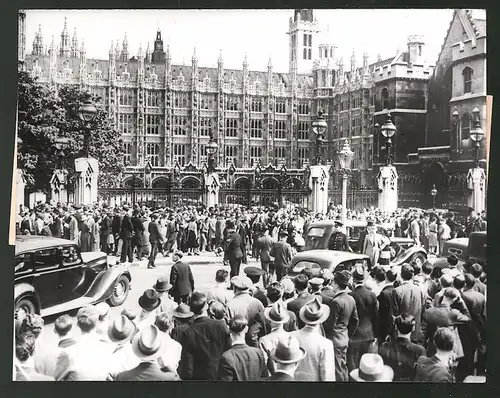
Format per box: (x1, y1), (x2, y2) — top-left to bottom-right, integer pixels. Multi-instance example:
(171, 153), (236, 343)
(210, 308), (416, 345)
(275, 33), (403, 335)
(21, 9), (438, 191)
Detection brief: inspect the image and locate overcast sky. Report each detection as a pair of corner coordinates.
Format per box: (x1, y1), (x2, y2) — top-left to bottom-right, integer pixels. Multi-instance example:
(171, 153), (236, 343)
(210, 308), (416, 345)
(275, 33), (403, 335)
(23, 9), (481, 73)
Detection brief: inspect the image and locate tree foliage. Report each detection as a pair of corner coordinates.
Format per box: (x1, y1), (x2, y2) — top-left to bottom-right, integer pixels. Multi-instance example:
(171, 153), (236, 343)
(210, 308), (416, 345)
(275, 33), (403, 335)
(17, 71), (125, 193)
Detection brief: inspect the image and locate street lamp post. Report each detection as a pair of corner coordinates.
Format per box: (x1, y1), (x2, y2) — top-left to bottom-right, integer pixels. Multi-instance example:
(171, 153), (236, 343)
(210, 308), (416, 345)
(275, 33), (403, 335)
(431, 184), (437, 211)
(470, 107), (484, 167)
(206, 131), (219, 173)
(312, 109), (328, 166)
(338, 139), (354, 226)
(54, 137), (70, 170)
(452, 110), (459, 151)
(78, 100), (97, 158)
(380, 113), (396, 165)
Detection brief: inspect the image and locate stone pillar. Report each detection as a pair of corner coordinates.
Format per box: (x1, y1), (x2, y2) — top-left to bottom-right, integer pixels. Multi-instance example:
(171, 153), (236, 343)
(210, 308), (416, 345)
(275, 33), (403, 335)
(16, 169), (26, 212)
(204, 172), (220, 209)
(467, 167), (486, 214)
(74, 157), (99, 206)
(50, 169), (69, 205)
(377, 165), (398, 212)
(309, 165), (329, 215)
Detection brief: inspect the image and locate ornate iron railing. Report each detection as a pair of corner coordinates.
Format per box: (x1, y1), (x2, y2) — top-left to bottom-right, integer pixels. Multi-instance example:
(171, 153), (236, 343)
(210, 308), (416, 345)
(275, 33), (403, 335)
(328, 188), (378, 211)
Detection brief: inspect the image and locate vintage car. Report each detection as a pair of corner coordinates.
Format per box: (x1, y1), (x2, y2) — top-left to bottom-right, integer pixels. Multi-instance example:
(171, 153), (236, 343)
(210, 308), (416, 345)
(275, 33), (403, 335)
(289, 250), (370, 277)
(441, 231), (487, 269)
(310, 220), (428, 267)
(15, 235), (132, 317)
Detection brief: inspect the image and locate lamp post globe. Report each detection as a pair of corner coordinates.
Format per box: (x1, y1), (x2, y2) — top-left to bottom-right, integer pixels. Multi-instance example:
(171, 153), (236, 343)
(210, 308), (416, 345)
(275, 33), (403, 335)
(312, 109), (328, 165)
(338, 139), (353, 226)
(78, 100), (97, 123)
(206, 133), (218, 172)
(431, 184), (437, 210)
(380, 113), (396, 165)
(470, 107), (484, 166)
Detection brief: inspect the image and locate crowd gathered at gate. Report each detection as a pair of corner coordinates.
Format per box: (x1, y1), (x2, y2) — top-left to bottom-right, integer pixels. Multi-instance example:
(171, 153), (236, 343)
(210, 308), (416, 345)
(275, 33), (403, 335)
(14, 200), (487, 382)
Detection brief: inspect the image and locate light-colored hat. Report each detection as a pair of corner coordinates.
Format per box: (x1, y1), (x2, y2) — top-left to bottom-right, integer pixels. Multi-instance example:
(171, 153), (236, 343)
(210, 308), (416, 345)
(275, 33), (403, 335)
(131, 325), (165, 361)
(264, 301), (290, 324)
(270, 335), (306, 364)
(350, 353), (394, 382)
(299, 297), (330, 325)
(231, 276), (253, 290)
(107, 315), (137, 344)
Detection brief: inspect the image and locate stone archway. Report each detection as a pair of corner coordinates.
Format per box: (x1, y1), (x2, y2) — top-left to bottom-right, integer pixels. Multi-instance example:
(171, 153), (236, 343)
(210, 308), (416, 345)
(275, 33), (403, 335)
(424, 161), (448, 209)
(181, 176), (201, 189)
(152, 176), (169, 189)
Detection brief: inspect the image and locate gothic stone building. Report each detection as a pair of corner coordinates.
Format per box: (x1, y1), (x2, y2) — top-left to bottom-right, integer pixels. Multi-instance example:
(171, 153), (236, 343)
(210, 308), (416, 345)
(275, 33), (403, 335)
(21, 9), (481, 212)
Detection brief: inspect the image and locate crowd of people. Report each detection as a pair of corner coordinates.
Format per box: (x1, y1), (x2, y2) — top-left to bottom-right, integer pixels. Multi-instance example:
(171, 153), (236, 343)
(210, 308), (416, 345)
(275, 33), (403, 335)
(14, 253), (487, 382)
(14, 199), (487, 382)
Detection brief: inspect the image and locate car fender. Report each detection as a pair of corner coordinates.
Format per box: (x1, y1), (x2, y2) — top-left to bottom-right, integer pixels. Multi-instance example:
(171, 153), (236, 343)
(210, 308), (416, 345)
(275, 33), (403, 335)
(391, 246), (427, 266)
(14, 282), (40, 311)
(84, 264), (131, 303)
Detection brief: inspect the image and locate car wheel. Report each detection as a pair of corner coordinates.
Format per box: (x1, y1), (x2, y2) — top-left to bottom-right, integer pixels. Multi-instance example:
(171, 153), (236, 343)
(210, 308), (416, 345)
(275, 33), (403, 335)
(15, 297), (37, 315)
(108, 275), (130, 307)
(412, 253), (426, 267)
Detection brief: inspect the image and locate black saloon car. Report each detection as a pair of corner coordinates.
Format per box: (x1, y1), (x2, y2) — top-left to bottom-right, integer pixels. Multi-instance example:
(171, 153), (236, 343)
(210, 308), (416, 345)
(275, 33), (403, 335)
(14, 235), (131, 316)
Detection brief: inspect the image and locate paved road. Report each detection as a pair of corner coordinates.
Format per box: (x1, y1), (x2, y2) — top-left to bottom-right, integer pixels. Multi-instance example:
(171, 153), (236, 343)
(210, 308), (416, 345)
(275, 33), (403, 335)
(39, 252), (260, 347)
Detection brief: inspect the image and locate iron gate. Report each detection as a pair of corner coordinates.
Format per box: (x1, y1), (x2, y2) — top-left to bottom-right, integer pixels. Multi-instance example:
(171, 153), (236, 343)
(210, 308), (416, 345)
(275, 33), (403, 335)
(98, 187), (203, 208)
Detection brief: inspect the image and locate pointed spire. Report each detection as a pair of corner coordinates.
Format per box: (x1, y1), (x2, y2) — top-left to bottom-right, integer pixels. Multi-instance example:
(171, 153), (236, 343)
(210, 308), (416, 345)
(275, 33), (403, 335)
(49, 34), (55, 52)
(243, 53), (248, 68)
(62, 16), (68, 36)
(138, 42), (143, 58)
(33, 24), (44, 56)
(123, 32), (128, 46)
(192, 47), (198, 63)
(145, 42), (151, 62)
(109, 40), (115, 55)
(166, 44), (171, 61)
(267, 54), (273, 69)
(350, 49), (356, 72)
(217, 49), (223, 66)
(80, 39), (85, 54)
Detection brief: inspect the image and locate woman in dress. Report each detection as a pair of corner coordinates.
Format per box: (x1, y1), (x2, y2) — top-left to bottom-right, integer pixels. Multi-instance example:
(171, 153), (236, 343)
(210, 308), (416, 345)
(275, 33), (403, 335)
(186, 216), (199, 255)
(79, 214), (92, 252)
(91, 213), (101, 252)
(428, 216), (438, 254)
(363, 224), (383, 267)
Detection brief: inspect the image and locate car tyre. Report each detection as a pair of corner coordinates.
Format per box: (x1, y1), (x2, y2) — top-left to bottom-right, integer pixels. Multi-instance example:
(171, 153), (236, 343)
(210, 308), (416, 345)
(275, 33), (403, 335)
(15, 297), (37, 315)
(108, 275), (130, 307)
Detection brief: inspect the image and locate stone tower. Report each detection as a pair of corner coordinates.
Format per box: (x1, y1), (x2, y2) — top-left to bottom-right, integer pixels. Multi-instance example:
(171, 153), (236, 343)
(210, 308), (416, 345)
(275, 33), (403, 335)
(287, 9), (319, 74)
(60, 17), (71, 57)
(152, 29), (166, 63)
(32, 24), (44, 56)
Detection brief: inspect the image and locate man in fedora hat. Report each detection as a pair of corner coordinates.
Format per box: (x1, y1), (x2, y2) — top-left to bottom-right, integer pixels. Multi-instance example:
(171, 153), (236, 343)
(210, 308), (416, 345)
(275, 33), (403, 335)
(323, 270), (359, 382)
(227, 276), (265, 327)
(107, 315), (139, 380)
(170, 251), (195, 304)
(270, 230), (293, 282)
(115, 325), (179, 381)
(266, 335), (306, 381)
(349, 353), (394, 382)
(291, 297), (335, 381)
(218, 315), (267, 381)
(170, 303), (194, 343)
(347, 265), (379, 373)
(328, 219), (352, 252)
(247, 282), (298, 347)
(136, 289), (162, 332)
(153, 277), (176, 320)
(179, 292), (231, 380)
(258, 301), (292, 375)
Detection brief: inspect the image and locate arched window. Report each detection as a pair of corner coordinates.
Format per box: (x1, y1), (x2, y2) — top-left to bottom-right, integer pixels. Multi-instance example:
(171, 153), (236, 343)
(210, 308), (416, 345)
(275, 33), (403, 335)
(463, 67), (473, 94)
(381, 88), (389, 109)
(461, 113), (471, 140)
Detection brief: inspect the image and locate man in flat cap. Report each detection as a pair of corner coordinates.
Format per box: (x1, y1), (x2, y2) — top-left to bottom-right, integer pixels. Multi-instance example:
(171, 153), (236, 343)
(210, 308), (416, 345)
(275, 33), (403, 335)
(227, 276), (265, 327)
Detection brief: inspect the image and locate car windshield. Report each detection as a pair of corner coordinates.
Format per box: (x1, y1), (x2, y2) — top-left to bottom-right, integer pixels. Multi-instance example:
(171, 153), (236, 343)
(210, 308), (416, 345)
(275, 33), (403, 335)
(308, 227), (325, 238)
(304, 227), (328, 251)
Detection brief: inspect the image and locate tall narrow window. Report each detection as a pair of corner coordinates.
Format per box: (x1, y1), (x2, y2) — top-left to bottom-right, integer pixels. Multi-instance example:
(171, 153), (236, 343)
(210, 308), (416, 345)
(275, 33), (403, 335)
(275, 121), (287, 139)
(123, 142), (132, 165)
(463, 67), (473, 94)
(173, 144), (186, 166)
(225, 119), (238, 137)
(297, 122), (309, 140)
(461, 113), (471, 140)
(250, 120), (263, 138)
(146, 143), (160, 166)
(381, 88), (389, 109)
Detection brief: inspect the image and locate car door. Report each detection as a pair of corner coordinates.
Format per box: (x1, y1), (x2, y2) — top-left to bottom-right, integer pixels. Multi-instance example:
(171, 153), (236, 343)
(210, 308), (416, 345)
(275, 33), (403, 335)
(57, 245), (86, 303)
(32, 247), (61, 309)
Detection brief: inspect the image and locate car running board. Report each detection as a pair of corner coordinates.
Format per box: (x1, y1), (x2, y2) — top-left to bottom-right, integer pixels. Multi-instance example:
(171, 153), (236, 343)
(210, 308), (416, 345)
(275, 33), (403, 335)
(40, 296), (96, 318)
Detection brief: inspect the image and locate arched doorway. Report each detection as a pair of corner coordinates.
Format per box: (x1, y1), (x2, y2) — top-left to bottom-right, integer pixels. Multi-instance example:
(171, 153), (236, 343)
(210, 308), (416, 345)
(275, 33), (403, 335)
(152, 176), (169, 189)
(424, 162), (448, 209)
(181, 176), (201, 189)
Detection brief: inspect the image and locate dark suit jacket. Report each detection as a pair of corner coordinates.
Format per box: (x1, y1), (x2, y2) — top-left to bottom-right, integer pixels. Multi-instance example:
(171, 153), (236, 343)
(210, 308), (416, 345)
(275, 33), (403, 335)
(323, 290), (359, 347)
(390, 281), (426, 343)
(270, 241), (293, 269)
(170, 260), (194, 296)
(179, 316), (231, 380)
(100, 216), (112, 239)
(379, 337), (426, 381)
(224, 230), (243, 261)
(265, 371), (295, 381)
(112, 214), (122, 236)
(148, 221), (163, 244)
(120, 214), (134, 240)
(414, 355), (453, 382)
(377, 284), (395, 341)
(116, 362), (179, 381)
(462, 288), (486, 342)
(218, 343), (267, 381)
(350, 285), (379, 342)
(255, 235), (274, 262)
(287, 292), (313, 329)
(131, 216), (145, 237)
